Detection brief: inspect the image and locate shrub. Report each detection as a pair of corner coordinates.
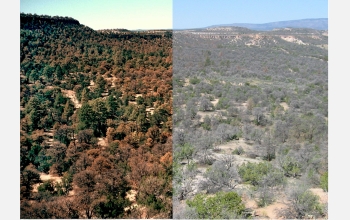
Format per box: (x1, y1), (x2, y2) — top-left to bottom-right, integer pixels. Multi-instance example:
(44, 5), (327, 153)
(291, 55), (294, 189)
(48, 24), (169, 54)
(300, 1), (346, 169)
(284, 186), (324, 219)
(320, 171), (328, 192)
(256, 186), (275, 207)
(232, 146), (245, 155)
(238, 162), (273, 186)
(199, 156), (215, 165)
(189, 77), (200, 85)
(38, 180), (55, 193)
(186, 191), (245, 219)
(280, 156), (301, 177)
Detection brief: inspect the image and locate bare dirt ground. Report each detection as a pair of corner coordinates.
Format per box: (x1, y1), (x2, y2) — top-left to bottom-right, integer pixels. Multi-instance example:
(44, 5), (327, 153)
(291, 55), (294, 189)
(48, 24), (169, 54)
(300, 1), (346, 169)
(125, 190), (138, 211)
(197, 109), (227, 123)
(42, 129), (54, 146)
(254, 202), (289, 219)
(232, 101), (248, 112)
(68, 184), (77, 196)
(244, 198), (258, 210)
(32, 173), (62, 192)
(309, 188), (328, 204)
(39, 173), (62, 182)
(211, 98), (219, 106)
(280, 102), (289, 111)
(211, 149), (261, 167)
(184, 78), (190, 87)
(240, 189), (289, 219)
(280, 36), (307, 45)
(124, 190), (148, 218)
(106, 76), (118, 88)
(90, 80), (95, 86)
(97, 138), (107, 147)
(191, 167), (208, 195)
(61, 89), (82, 108)
(197, 111), (220, 122)
(97, 137), (107, 150)
(44, 129), (54, 137)
(146, 107), (155, 115)
(214, 139), (254, 154)
(87, 80), (95, 90)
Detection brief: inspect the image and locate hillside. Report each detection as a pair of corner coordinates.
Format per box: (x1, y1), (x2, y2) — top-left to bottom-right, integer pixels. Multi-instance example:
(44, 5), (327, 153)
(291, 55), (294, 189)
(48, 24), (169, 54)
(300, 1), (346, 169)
(207, 18), (328, 31)
(173, 26), (328, 219)
(20, 13), (172, 219)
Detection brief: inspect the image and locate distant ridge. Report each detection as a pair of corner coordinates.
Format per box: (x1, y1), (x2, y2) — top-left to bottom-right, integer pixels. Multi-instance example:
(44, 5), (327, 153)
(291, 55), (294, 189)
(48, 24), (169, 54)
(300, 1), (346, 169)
(20, 13), (80, 27)
(207, 18), (328, 31)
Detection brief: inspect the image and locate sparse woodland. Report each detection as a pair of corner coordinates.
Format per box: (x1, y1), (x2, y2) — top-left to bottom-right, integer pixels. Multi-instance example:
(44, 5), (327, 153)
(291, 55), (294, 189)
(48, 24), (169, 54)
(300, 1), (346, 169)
(20, 13), (172, 219)
(172, 27), (328, 219)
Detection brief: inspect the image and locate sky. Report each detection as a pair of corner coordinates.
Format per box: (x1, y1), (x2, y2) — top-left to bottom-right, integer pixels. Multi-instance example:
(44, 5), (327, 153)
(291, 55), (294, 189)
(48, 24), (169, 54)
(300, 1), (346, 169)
(20, 0), (172, 30)
(20, 0), (328, 30)
(173, 0), (328, 29)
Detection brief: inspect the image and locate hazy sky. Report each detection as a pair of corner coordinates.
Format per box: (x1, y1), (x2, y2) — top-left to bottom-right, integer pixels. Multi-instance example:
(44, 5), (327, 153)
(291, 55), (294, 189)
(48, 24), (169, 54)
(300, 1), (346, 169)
(173, 0), (328, 29)
(20, 0), (327, 30)
(20, 0), (172, 30)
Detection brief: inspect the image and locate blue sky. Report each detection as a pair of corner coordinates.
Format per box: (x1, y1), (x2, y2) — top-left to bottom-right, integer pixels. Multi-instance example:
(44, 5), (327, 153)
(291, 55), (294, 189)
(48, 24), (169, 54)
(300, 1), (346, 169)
(173, 0), (328, 29)
(174, 0), (328, 29)
(20, 0), (327, 30)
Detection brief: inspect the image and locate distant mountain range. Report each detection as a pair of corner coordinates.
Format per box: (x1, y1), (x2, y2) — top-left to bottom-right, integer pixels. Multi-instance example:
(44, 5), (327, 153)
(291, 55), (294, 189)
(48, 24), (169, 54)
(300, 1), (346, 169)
(207, 18), (328, 31)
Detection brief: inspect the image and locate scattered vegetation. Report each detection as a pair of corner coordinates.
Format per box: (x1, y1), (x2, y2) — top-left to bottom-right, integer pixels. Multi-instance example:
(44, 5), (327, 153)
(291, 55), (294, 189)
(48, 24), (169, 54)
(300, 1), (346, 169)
(172, 26), (327, 218)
